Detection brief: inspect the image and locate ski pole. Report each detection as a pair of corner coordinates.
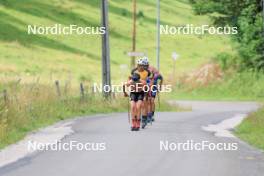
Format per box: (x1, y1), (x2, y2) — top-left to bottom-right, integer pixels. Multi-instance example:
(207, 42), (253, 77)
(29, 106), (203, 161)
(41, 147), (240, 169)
(128, 97), (130, 124)
(158, 91), (161, 109)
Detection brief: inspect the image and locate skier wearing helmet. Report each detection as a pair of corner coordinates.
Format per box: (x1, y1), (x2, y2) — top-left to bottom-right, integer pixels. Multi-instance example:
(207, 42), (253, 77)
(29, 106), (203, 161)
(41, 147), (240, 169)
(130, 58), (151, 129)
(141, 57), (163, 123)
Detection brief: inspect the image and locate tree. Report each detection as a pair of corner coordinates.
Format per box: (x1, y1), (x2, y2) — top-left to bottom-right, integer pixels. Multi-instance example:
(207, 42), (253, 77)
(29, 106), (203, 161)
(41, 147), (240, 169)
(190, 0), (264, 70)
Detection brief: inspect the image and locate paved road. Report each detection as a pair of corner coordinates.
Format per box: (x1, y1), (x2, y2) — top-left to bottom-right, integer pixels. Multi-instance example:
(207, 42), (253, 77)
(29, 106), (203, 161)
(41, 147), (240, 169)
(0, 101), (264, 176)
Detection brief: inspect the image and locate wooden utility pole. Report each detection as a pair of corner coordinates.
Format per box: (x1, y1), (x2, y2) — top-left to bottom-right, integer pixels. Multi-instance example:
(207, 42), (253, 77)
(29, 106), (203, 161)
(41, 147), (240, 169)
(156, 0), (160, 71)
(101, 0), (111, 98)
(131, 0), (137, 69)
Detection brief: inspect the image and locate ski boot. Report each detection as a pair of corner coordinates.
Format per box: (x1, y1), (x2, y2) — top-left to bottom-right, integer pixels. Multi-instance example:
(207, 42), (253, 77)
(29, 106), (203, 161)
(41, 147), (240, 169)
(135, 119), (141, 131)
(141, 116), (147, 129)
(131, 119), (137, 131)
(147, 112), (152, 123)
(152, 111), (155, 122)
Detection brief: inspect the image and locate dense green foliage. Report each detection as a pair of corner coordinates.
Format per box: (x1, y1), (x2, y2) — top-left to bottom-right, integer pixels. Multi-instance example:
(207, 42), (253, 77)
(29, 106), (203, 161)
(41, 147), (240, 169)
(190, 0), (264, 70)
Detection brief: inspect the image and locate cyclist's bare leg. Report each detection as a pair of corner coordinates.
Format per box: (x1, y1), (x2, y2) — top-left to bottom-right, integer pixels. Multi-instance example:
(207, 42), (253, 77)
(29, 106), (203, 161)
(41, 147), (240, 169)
(143, 98), (149, 115)
(131, 101), (136, 114)
(146, 97), (153, 122)
(136, 100), (143, 120)
(141, 97), (148, 127)
(151, 97), (155, 113)
(147, 98), (151, 114)
(130, 101), (137, 121)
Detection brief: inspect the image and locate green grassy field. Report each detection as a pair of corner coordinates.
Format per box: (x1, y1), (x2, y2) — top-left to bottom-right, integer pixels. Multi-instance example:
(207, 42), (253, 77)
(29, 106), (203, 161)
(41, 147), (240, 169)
(0, 0), (233, 85)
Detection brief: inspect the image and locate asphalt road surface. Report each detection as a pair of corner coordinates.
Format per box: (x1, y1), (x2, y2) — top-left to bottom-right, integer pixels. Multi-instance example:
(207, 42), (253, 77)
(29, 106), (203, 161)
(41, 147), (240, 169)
(0, 101), (264, 176)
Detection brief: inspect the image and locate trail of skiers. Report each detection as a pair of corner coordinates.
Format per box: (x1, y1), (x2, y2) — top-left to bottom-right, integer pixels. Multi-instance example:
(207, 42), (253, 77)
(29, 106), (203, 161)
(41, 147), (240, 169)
(123, 57), (163, 131)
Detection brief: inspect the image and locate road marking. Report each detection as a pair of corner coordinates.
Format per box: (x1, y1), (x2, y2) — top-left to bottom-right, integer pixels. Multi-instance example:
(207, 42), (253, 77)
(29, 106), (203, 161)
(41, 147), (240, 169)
(202, 114), (247, 138)
(245, 156), (255, 160)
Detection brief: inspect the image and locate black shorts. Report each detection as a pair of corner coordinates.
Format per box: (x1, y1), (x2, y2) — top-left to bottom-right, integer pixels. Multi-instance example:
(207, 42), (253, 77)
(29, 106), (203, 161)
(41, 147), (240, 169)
(130, 91), (144, 102)
(150, 91), (157, 98)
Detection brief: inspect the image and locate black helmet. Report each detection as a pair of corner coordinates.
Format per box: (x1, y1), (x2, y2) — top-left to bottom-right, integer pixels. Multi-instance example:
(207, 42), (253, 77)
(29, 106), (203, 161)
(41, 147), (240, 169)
(132, 73), (140, 82)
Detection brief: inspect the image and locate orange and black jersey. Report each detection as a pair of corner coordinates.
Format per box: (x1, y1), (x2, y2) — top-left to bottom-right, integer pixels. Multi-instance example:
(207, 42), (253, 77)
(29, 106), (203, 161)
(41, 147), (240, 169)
(131, 68), (151, 81)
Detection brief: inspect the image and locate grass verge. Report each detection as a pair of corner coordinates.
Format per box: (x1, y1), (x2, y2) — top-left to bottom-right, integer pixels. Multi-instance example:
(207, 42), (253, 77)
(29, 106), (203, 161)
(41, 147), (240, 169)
(235, 107), (264, 150)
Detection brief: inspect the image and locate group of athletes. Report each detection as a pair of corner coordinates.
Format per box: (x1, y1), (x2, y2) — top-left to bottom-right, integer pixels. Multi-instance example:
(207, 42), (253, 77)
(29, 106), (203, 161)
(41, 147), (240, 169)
(123, 57), (163, 131)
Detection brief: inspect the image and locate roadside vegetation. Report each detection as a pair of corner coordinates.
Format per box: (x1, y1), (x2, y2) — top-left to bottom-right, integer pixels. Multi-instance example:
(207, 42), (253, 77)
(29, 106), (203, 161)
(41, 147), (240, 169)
(172, 68), (264, 101)
(236, 108), (264, 150)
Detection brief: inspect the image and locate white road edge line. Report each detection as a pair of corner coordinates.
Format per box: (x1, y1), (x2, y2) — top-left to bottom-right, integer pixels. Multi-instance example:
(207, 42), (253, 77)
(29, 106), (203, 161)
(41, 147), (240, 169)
(202, 114), (247, 138)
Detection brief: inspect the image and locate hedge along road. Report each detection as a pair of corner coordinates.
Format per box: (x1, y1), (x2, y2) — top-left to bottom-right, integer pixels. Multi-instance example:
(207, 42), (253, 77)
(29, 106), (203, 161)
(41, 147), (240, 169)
(0, 101), (263, 176)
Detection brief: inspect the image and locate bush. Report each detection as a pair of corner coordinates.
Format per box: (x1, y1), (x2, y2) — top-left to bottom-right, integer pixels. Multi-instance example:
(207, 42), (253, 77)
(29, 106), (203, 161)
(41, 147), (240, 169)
(213, 52), (239, 71)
